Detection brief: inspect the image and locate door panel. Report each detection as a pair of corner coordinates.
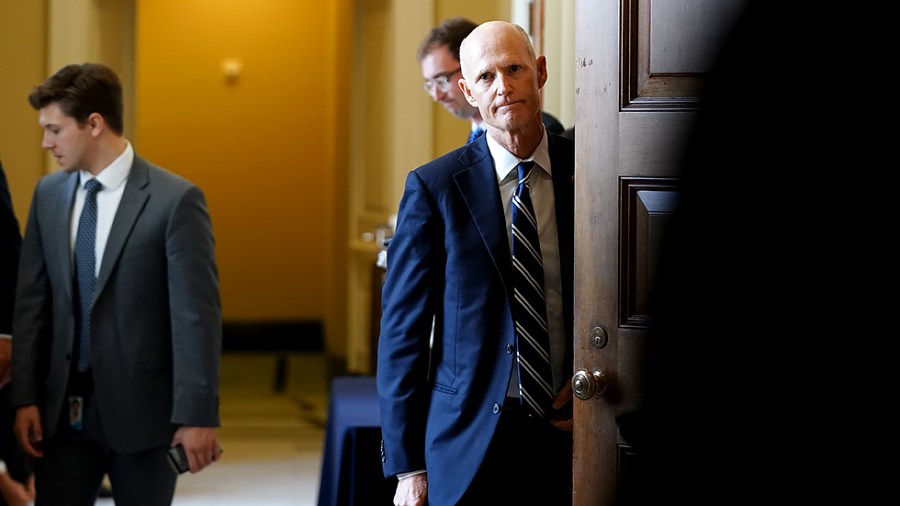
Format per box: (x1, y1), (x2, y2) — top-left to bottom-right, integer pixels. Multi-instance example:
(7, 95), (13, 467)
(573, 1), (743, 503)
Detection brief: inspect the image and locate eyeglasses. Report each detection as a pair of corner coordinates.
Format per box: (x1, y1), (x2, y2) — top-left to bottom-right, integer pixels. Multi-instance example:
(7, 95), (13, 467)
(422, 68), (461, 95)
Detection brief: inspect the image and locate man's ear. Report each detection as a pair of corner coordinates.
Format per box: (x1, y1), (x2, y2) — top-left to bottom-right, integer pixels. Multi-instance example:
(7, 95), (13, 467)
(536, 55), (548, 90)
(87, 112), (105, 136)
(459, 78), (478, 107)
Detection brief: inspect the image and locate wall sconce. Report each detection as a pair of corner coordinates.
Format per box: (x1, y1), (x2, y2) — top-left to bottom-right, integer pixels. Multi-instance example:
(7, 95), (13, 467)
(221, 58), (242, 84)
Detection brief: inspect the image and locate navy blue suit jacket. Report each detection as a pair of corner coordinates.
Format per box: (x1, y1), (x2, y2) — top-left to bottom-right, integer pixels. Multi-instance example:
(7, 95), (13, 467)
(0, 161), (21, 334)
(377, 132), (574, 505)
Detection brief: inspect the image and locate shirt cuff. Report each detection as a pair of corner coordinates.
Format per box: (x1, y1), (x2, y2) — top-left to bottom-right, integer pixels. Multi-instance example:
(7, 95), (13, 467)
(397, 469), (426, 480)
(0, 334), (10, 340)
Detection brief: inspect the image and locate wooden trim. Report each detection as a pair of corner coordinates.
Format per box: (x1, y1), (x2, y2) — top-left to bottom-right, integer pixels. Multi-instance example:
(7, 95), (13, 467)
(619, 177), (681, 328)
(531, 0), (545, 55)
(621, 0), (704, 111)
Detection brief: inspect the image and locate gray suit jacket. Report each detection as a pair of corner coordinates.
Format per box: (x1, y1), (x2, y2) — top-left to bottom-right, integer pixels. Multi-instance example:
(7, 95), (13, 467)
(12, 155), (221, 454)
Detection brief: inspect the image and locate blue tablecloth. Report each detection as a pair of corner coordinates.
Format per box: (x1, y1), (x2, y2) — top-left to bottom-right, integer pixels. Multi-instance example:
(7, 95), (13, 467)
(317, 376), (393, 505)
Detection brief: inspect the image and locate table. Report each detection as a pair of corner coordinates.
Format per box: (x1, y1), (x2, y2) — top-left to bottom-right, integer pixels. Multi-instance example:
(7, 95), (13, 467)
(317, 376), (394, 506)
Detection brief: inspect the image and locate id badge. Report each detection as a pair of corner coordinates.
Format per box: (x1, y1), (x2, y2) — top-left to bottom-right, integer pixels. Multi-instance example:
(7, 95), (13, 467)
(68, 396), (84, 430)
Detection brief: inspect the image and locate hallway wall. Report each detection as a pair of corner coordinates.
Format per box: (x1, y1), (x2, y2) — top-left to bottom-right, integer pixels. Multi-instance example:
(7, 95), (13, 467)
(0, 0), (47, 224)
(135, 0), (344, 326)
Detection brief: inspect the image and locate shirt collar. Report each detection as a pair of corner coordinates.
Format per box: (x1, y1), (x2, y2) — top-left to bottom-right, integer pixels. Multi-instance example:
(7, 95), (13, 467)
(79, 141), (134, 191)
(486, 128), (551, 183)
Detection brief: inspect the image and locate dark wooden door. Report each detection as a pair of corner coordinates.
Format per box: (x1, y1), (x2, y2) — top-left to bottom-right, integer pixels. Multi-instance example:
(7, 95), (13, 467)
(572, 1), (745, 503)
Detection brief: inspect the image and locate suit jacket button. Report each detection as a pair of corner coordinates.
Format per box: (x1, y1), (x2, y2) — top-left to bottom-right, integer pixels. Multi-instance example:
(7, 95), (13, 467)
(506, 344), (514, 354)
(492, 403), (501, 414)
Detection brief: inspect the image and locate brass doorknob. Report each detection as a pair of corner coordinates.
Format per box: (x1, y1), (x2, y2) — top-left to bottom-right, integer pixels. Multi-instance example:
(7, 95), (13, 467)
(572, 369), (608, 400)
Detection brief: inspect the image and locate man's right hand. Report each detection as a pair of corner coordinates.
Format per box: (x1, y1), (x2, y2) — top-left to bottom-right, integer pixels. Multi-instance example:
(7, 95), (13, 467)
(13, 405), (44, 458)
(394, 473), (428, 506)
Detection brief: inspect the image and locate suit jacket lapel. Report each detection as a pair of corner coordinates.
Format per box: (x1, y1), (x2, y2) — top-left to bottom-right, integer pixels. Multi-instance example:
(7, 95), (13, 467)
(56, 173), (80, 307)
(453, 138), (513, 285)
(95, 157), (150, 299)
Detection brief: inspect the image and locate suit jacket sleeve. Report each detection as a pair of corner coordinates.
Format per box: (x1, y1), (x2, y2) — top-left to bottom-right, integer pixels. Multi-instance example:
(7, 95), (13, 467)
(376, 170), (441, 477)
(167, 184), (222, 426)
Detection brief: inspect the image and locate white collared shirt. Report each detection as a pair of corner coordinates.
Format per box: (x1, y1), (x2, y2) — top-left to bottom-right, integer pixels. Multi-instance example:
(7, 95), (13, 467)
(485, 131), (566, 395)
(70, 142), (134, 276)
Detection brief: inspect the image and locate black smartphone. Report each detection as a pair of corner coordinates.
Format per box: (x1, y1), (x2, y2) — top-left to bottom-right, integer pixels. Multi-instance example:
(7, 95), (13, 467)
(167, 444), (190, 474)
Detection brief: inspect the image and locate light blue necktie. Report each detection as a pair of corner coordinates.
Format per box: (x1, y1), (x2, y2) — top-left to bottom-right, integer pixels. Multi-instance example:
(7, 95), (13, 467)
(74, 178), (102, 372)
(510, 161), (553, 417)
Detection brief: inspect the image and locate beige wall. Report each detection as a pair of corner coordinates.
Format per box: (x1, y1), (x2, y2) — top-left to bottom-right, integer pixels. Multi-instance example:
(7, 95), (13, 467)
(135, 0), (346, 324)
(0, 0), (47, 226)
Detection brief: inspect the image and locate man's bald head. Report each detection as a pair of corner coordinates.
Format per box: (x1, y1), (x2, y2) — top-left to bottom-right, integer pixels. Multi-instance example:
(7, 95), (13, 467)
(459, 21), (536, 79)
(457, 21), (547, 156)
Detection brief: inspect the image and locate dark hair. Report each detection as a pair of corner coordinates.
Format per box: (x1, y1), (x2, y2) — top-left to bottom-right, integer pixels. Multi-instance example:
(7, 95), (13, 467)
(27, 63), (124, 135)
(416, 17), (478, 63)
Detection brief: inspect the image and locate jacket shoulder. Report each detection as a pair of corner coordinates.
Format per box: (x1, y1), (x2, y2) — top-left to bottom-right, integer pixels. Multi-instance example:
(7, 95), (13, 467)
(133, 155), (200, 193)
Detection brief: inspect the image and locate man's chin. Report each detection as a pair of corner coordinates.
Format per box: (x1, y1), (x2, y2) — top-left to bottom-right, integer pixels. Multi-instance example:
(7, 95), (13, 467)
(493, 109), (536, 132)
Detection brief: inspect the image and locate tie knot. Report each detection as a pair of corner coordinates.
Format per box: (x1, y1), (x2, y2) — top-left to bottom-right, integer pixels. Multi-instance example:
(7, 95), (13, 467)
(516, 161), (534, 185)
(85, 178), (102, 195)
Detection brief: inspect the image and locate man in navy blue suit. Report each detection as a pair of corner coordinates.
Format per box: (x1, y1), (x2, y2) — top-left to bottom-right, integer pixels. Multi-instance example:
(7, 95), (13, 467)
(0, 161), (20, 387)
(0, 161), (35, 506)
(378, 20), (574, 505)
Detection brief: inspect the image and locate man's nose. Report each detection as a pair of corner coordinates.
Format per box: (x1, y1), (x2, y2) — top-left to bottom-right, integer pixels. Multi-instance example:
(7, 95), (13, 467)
(494, 74), (510, 94)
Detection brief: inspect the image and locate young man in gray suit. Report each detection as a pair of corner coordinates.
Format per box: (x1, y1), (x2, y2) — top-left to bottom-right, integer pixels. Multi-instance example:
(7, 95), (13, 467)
(12, 63), (222, 505)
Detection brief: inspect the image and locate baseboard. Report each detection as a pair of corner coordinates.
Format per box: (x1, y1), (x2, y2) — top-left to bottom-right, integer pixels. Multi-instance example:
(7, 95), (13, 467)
(222, 320), (324, 352)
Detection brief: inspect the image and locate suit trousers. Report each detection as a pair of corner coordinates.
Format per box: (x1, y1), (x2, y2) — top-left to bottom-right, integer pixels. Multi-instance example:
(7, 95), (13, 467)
(458, 398), (573, 505)
(34, 370), (177, 506)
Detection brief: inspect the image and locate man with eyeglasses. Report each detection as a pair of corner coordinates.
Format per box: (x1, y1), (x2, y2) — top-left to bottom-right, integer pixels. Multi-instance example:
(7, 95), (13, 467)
(417, 17), (565, 145)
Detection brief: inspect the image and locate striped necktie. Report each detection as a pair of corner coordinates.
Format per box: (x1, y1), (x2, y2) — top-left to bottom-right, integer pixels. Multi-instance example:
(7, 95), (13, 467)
(510, 161), (553, 417)
(74, 178), (102, 372)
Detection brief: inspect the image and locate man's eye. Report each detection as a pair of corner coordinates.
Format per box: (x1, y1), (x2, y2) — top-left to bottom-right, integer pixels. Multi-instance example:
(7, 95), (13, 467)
(479, 73), (492, 81)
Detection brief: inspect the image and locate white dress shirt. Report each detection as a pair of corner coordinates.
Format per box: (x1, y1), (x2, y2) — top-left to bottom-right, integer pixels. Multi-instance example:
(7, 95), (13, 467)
(70, 142), (134, 275)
